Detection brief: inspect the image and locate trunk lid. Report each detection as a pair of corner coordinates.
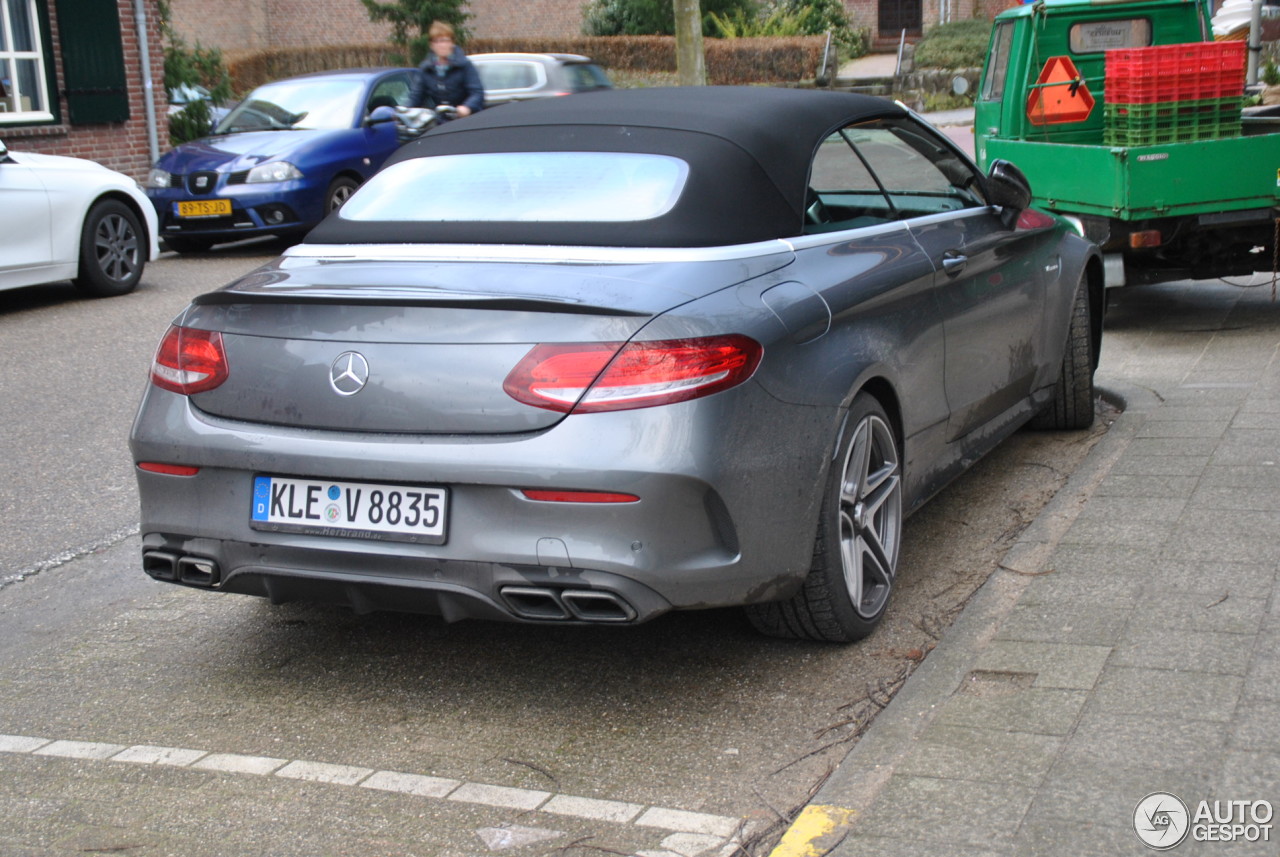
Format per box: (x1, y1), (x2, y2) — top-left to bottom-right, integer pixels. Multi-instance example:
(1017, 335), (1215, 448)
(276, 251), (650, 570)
(179, 249), (791, 434)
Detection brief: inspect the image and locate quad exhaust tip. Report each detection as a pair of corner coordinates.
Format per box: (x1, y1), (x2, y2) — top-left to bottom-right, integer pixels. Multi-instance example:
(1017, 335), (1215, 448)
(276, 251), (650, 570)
(499, 586), (637, 623)
(142, 550), (220, 587)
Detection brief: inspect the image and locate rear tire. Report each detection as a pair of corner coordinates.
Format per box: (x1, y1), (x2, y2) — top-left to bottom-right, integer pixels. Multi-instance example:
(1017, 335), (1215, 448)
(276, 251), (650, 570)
(73, 199), (145, 297)
(1029, 276), (1095, 430)
(746, 393), (903, 642)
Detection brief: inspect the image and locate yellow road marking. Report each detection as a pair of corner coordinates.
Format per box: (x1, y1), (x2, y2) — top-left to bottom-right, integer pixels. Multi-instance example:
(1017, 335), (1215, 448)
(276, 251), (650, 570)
(768, 804), (858, 857)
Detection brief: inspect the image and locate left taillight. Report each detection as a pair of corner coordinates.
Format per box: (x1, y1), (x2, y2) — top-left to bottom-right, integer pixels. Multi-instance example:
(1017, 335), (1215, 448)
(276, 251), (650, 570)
(150, 325), (229, 394)
(504, 334), (762, 413)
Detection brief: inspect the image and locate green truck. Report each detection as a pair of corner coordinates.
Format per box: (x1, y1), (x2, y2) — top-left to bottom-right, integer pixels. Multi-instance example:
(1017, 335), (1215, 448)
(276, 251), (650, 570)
(974, 0), (1279, 287)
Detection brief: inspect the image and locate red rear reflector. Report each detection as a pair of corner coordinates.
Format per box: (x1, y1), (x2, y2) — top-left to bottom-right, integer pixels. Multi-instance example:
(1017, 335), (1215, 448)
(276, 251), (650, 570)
(1016, 209), (1057, 230)
(151, 325), (229, 395)
(137, 462), (200, 476)
(504, 334), (762, 413)
(1129, 230), (1162, 249)
(521, 490), (639, 503)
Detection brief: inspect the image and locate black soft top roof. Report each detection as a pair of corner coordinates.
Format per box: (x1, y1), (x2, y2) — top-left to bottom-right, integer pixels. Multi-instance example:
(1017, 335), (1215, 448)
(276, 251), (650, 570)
(307, 86), (907, 248)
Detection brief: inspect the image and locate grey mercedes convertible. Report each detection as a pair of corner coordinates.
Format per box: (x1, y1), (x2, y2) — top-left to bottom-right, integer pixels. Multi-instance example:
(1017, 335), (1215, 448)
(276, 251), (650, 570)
(130, 86), (1102, 642)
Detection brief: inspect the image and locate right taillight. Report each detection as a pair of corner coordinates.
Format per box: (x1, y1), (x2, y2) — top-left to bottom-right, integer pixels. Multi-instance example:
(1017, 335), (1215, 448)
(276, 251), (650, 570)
(150, 325), (229, 394)
(504, 334), (762, 413)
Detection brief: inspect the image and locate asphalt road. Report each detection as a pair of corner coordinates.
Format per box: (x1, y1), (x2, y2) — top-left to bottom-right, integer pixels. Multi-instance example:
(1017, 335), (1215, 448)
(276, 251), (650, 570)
(0, 243), (1107, 856)
(0, 240), (288, 581)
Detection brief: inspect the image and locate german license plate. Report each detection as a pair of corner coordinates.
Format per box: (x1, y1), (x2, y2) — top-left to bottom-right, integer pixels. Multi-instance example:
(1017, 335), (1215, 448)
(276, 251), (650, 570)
(176, 199), (231, 218)
(250, 475), (448, 544)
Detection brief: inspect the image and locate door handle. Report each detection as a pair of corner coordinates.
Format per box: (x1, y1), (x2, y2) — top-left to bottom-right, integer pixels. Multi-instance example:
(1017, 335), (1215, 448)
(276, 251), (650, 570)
(942, 253), (968, 276)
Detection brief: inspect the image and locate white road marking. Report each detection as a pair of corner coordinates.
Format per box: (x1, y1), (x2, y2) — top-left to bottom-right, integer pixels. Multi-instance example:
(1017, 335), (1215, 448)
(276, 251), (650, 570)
(477, 825), (565, 849)
(635, 807), (742, 838)
(277, 759), (375, 786)
(361, 769), (460, 797)
(448, 781), (551, 810)
(113, 745), (208, 766)
(543, 793), (644, 823)
(191, 751), (288, 775)
(33, 740), (126, 760)
(0, 735), (51, 753)
(0, 732), (744, 846)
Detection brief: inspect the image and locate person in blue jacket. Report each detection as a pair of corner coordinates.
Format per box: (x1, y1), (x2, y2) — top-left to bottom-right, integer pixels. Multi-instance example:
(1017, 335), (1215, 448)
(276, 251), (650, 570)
(407, 21), (484, 119)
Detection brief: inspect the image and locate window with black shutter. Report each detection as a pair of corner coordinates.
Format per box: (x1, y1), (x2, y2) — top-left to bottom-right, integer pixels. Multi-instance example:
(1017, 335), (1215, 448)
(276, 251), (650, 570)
(56, 0), (129, 123)
(0, 0), (57, 123)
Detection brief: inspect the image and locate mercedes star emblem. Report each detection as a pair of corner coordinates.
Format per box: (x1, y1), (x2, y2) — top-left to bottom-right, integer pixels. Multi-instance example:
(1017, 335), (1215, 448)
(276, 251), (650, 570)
(329, 351), (370, 396)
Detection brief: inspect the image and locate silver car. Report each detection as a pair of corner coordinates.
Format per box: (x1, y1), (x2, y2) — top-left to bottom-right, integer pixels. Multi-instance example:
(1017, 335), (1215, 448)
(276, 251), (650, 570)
(130, 87), (1101, 642)
(469, 52), (611, 105)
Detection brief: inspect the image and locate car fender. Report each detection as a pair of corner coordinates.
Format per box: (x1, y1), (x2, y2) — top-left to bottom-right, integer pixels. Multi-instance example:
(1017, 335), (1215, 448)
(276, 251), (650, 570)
(1036, 229), (1102, 386)
(47, 172), (159, 268)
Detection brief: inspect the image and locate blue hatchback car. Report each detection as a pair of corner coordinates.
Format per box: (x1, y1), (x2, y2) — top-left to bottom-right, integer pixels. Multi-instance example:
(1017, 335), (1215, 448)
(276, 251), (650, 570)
(146, 68), (416, 253)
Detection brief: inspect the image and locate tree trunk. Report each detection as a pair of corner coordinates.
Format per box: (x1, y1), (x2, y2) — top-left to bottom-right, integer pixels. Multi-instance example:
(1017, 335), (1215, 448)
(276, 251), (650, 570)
(674, 0), (706, 86)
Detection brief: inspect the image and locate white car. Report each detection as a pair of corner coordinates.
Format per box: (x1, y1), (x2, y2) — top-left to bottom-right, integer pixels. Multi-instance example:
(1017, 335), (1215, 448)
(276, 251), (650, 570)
(0, 140), (159, 297)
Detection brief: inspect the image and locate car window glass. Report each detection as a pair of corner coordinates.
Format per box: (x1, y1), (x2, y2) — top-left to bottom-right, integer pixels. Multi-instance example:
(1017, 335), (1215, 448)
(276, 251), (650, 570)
(981, 21), (1015, 101)
(477, 62), (539, 90)
(565, 64), (609, 90)
(215, 78), (364, 132)
(368, 74), (413, 110)
(805, 130), (894, 233)
(847, 119), (987, 216)
(805, 118), (985, 233)
(1069, 18), (1152, 52)
(339, 152), (690, 223)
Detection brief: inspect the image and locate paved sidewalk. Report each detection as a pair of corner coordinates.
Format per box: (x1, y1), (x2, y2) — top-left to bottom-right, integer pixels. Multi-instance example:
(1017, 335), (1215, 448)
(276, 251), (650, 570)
(837, 52), (901, 80)
(771, 277), (1280, 856)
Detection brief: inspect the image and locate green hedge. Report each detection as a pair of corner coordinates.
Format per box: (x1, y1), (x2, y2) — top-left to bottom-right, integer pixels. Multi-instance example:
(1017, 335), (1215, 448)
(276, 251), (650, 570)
(228, 35), (826, 92)
(912, 20), (991, 70)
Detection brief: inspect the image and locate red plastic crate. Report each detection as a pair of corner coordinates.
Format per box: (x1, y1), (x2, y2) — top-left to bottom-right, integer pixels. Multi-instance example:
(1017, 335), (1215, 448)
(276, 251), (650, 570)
(1105, 41), (1245, 103)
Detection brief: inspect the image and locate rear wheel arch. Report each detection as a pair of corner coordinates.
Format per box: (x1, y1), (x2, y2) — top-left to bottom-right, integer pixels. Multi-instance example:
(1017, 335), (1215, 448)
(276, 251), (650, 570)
(1029, 268), (1096, 430)
(1084, 255), (1104, 371)
(746, 379), (906, 643)
(856, 378), (901, 435)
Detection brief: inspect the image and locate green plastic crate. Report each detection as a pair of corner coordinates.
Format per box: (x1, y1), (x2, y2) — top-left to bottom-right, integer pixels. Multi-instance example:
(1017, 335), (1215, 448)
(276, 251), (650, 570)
(1103, 96), (1243, 146)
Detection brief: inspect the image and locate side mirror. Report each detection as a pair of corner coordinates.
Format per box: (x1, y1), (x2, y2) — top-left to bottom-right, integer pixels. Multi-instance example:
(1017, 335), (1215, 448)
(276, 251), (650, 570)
(986, 159), (1032, 228)
(365, 105), (396, 127)
(0, 139), (8, 162)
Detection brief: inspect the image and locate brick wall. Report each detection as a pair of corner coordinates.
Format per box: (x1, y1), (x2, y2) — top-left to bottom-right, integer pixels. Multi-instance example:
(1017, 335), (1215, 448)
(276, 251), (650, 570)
(3, 0), (166, 182)
(169, 0), (588, 53)
(843, 0), (880, 32)
(169, 0), (272, 56)
(467, 0), (584, 38)
(172, 0), (391, 56)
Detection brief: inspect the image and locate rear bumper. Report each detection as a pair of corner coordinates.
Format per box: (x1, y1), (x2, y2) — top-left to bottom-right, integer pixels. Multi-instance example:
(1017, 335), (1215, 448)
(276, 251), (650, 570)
(140, 536), (672, 624)
(130, 386), (837, 625)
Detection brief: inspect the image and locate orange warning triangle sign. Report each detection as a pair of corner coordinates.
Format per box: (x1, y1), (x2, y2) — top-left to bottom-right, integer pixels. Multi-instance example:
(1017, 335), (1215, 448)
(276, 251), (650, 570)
(1026, 55), (1095, 125)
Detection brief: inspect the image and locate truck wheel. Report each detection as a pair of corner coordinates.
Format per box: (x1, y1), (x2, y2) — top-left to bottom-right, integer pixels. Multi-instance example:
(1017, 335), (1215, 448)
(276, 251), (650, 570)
(1029, 277), (1095, 430)
(73, 199), (145, 297)
(746, 393), (903, 642)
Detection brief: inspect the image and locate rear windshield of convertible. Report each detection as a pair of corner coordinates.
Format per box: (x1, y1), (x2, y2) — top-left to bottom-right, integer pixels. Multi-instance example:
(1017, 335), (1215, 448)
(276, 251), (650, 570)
(338, 152), (690, 222)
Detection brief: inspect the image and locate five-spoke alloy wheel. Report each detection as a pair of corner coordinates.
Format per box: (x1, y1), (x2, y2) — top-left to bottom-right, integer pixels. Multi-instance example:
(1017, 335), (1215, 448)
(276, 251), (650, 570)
(747, 393), (902, 642)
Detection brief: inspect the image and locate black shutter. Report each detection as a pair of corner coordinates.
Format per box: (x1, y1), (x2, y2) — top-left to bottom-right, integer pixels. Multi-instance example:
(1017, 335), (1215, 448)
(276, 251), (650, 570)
(56, 0), (130, 123)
